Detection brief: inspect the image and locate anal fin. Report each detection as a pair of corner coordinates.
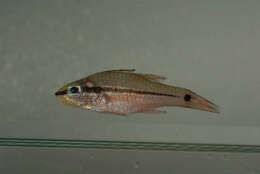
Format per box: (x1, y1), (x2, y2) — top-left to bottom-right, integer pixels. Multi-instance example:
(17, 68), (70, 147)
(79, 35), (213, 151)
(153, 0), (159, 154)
(141, 108), (167, 114)
(103, 111), (128, 116)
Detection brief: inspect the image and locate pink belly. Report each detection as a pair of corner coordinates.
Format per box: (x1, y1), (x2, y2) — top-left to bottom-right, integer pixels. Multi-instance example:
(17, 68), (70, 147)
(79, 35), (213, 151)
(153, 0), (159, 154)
(105, 92), (177, 115)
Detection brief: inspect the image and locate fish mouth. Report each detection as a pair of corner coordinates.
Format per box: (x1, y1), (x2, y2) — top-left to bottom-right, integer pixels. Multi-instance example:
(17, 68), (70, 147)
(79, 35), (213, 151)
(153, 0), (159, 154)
(54, 89), (70, 105)
(55, 90), (67, 96)
(55, 89), (80, 107)
(55, 93), (74, 106)
(54, 89), (67, 104)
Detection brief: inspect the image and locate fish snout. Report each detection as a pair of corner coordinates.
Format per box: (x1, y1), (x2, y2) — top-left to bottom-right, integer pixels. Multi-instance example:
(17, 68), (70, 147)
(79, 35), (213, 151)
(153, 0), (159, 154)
(55, 90), (67, 96)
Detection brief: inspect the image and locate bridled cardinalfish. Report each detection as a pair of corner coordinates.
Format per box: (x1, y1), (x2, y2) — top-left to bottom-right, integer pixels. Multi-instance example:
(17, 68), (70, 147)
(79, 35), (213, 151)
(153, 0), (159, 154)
(55, 69), (219, 115)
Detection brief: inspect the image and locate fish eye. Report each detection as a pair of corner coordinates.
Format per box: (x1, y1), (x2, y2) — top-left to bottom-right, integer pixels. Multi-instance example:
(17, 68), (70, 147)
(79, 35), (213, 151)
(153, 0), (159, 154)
(184, 94), (191, 102)
(69, 86), (80, 94)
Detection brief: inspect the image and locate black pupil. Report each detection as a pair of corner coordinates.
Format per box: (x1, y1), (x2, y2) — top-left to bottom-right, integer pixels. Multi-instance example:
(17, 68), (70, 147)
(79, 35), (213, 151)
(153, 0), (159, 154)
(184, 94), (191, 102)
(70, 87), (79, 94)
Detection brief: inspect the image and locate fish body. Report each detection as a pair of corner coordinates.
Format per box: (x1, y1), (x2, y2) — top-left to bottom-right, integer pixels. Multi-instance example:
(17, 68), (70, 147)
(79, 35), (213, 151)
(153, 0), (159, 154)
(55, 69), (219, 115)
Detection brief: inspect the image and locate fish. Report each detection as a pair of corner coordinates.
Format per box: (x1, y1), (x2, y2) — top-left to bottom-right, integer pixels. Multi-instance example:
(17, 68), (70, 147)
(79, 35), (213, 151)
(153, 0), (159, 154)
(55, 69), (219, 116)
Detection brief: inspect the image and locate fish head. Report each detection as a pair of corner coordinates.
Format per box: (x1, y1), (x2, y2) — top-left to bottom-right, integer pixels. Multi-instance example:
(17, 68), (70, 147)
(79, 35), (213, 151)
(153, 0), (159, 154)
(55, 79), (86, 108)
(55, 79), (105, 110)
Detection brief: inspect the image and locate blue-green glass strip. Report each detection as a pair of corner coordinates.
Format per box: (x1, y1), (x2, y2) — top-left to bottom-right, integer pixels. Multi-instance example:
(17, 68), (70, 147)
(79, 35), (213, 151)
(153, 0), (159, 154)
(0, 137), (260, 153)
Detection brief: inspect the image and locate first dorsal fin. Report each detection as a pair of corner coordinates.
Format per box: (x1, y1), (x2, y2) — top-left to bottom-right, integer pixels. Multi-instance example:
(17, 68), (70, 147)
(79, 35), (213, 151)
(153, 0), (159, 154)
(106, 69), (166, 82)
(107, 69), (136, 73)
(137, 73), (166, 82)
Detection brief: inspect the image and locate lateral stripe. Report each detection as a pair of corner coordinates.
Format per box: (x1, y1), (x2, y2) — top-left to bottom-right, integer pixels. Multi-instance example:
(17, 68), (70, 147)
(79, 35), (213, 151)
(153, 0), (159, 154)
(82, 86), (179, 98)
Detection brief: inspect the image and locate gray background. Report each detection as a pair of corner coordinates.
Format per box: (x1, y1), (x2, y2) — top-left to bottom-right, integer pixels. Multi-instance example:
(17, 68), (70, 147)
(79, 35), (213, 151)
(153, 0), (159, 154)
(1, 0), (260, 173)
